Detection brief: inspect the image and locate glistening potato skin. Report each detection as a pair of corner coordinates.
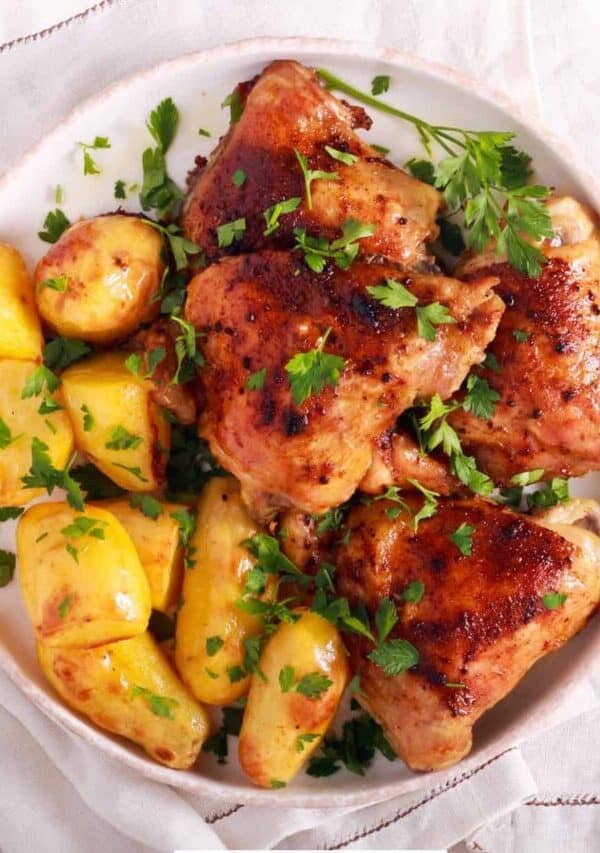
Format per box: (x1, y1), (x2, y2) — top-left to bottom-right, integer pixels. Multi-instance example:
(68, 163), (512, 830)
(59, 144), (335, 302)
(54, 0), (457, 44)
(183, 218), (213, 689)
(34, 215), (165, 345)
(334, 496), (600, 771)
(0, 243), (43, 361)
(37, 632), (211, 769)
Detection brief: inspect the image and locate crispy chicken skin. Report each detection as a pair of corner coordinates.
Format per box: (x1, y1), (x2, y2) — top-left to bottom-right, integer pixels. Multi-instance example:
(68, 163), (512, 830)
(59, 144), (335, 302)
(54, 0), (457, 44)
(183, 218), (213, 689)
(360, 428), (458, 496)
(181, 60), (441, 268)
(334, 497), (600, 771)
(185, 251), (503, 519)
(450, 197), (600, 483)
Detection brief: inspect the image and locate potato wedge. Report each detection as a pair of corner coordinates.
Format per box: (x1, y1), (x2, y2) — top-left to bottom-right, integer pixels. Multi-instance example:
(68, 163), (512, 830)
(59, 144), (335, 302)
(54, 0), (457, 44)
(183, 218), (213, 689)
(61, 352), (170, 491)
(0, 244), (43, 361)
(37, 632), (210, 769)
(90, 498), (186, 612)
(0, 359), (73, 506)
(34, 215), (165, 344)
(176, 476), (268, 705)
(239, 610), (348, 788)
(18, 502), (151, 647)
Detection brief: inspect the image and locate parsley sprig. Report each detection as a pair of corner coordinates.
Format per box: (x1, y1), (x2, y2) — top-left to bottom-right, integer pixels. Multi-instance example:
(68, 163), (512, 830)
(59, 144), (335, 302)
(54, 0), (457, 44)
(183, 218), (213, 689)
(294, 219), (376, 273)
(285, 327), (345, 406)
(140, 98), (184, 220)
(317, 68), (553, 276)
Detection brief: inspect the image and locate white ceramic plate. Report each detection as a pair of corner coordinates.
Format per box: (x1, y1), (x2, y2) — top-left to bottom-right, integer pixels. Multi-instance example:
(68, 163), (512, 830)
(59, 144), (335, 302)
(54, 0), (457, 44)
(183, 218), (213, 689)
(1, 36), (599, 808)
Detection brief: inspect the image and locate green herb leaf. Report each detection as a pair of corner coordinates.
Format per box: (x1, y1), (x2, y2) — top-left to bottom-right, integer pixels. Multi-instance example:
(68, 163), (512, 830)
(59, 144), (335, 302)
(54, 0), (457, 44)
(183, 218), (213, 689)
(221, 88), (244, 123)
(37, 395), (63, 416)
(216, 217), (246, 249)
(404, 157), (435, 185)
(106, 425), (142, 451)
(366, 278), (418, 309)
(462, 374), (500, 419)
(130, 493), (163, 520)
(279, 666), (332, 699)
(527, 477), (570, 509)
(403, 580), (425, 603)
(43, 337), (91, 371)
(293, 219), (375, 271)
(306, 713), (395, 777)
(21, 438), (84, 510)
(296, 732), (320, 753)
(367, 637), (419, 676)
(112, 463), (148, 483)
(114, 180), (127, 199)
(78, 136), (111, 175)
(81, 404), (94, 432)
(58, 594), (73, 619)
(324, 145), (359, 166)
(450, 522), (476, 556)
(285, 327), (345, 406)
(374, 597), (398, 644)
(70, 463), (125, 500)
(510, 469), (545, 486)
(294, 148), (340, 209)
(513, 329), (530, 343)
(416, 302), (456, 341)
(438, 218), (466, 255)
(542, 592), (567, 610)
(245, 368), (266, 391)
(38, 209), (71, 243)
(61, 515), (106, 540)
(263, 196), (302, 236)
(231, 169), (247, 187)
(451, 453), (495, 496)
(407, 478), (440, 530)
(198, 128), (211, 137)
(131, 685), (179, 719)
(21, 365), (60, 399)
(0, 417), (19, 450)
(371, 74), (391, 95)
(482, 351), (502, 373)
(0, 550), (16, 587)
(40, 274), (69, 292)
(170, 507), (196, 548)
(0, 507), (24, 522)
(270, 779), (286, 789)
(206, 635), (224, 657)
(146, 97), (179, 152)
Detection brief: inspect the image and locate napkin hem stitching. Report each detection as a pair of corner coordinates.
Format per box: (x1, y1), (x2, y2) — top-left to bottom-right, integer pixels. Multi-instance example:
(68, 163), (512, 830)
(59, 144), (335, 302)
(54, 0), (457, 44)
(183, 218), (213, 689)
(0, 0), (119, 54)
(205, 803), (244, 824)
(526, 796), (600, 807)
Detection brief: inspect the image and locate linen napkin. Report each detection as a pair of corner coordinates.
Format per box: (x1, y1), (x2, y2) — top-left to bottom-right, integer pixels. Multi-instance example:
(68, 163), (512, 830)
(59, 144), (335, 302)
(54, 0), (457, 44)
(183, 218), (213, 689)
(2, 1), (600, 850)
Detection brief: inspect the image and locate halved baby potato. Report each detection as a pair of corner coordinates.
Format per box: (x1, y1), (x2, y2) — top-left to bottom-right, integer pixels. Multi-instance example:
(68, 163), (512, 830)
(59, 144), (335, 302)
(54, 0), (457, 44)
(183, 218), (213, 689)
(61, 352), (170, 491)
(0, 359), (73, 506)
(37, 632), (211, 769)
(90, 498), (186, 612)
(34, 215), (165, 344)
(238, 609), (349, 788)
(18, 501), (151, 647)
(175, 476), (267, 705)
(0, 243), (43, 361)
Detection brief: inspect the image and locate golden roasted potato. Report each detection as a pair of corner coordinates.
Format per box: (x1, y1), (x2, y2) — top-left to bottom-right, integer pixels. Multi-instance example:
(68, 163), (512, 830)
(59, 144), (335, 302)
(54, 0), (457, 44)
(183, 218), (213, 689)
(239, 610), (348, 788)
(176, 476), (268, 705)
(0, 243), (43, 361)
(61, 352), (170, 491)
(34, 215), (165, 344)
(0, 359), (73, 506)
(18, 501), (151, 647)
(90, 497), (186, 612)
(37, 632), (210, 769)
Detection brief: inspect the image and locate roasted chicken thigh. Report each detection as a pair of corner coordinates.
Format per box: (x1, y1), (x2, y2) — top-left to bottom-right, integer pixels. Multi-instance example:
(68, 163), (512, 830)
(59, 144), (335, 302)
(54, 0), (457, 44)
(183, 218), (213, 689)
(185, 252), (503, 518)
(334, 496), (600, 771)
(450, 197), (600, 483)
(182, 60), (441, 267)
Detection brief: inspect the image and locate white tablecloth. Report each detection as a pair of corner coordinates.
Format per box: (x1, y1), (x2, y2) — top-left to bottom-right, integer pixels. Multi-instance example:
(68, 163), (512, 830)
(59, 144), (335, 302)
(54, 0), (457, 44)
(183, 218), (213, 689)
(2, 1), (600, 851)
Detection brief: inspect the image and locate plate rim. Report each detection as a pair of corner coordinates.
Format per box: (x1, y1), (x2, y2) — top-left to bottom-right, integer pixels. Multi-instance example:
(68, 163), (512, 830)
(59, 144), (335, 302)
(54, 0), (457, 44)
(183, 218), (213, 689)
(2, 34), (599, 808)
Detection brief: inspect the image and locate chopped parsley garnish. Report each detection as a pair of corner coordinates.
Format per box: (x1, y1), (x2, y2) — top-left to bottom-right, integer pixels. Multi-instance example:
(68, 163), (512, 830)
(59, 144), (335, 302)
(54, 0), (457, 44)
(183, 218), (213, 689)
(216, 217), (246, 248)
(294, 148), (339, 209)
(198, 127), (211, 137)
(170, 314), (204, 383)
(54, 185), (64, 204)
(130, 685), (179, 719)
(130, 493), (162, 520)
(221, 88), (244, 123)
(438, 217), (466, 255)
(140, 98), (183, 219)
(245, 368), (266, 391)
(166, 425), (222, 500)
(38, 209), (70, 243)
(527, 477), (570, 509)
(542, 592), (567, 610)
(40, 275), (69, 293)
(513, 329), (530, 343)
(482, 351), (502, 373)
(416, 302), (456, 341)
(293, 218), (375, 272)
(0, 417), (20, 450)
(263, 196), (302, 236)
(57, 594), (73, 619)
(43, 337), (91, 371)
(296, 732), (320, 753)
(202, 705), (244, 764)
(227, 665), (246, 684)
(106, 425), (142, 451)
(38, 395), (63, 416)
(405, 157), (436, 184)
(450, 522), (476, 556)
(145, 220), (203, 271)
(0, 550), (16, 587)
(510, 469), (545, 487)
(146, 97), (178, 151)
(114, 180), (127, 199)
(77, 136), (111, 175)
(374, 597), (398, 644)
(368, 637), (420, 676)
(270, 779), (287, 789)
(367, 278), (417, 309)
(125, 347), (166, 380)
(206, 635), (224, 657)
(285, 327), (345, 406)
(278, 666), (332, 700)
(61, 515), (106, 541)
(462, 374), (500, 419)
(407, 478), (439, 530)
(231, 169), (247, 187)
(451, 453), (495, 496)
(81, 404), (94, 432)
(371, 74), (391, 95)
(311, 593), (375, 642)
(170, 507), (196, 549)
(22, 438), (84, 510)
(70, 463), (125, 500)
(112, 462), (148, 483)
(306, 713), (395, 777)
(21, 365), (59, 400)
(0, 507), (24, 522)
(372, 143), (390, 156)
(313, 506), (345, 535)
(316, 68), (552, 277)
(403, 580), (425, 603)
(324, 145), (359, 166)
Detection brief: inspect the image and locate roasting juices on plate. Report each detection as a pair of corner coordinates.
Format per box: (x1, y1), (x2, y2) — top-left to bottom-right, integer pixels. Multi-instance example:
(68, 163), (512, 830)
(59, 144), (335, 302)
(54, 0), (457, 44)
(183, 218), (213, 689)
(1, 59), (600, 787)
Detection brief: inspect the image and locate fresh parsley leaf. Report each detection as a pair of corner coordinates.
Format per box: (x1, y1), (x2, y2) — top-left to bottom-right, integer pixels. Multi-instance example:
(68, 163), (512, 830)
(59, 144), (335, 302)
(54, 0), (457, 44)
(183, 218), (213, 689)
(306, 713), (395, 777)
(114, 180), (127, 199)
(404, 157), (435, 185)
(112, 463), (148, 483)
(311, 594), (375, 642)
(221, 88), (244, 123)
(70, 463), (125, 500)
(106, 425), (142, 451)
(270, 779), (286, 789)
(451, 453), (495, 496)
(0, 507), (23, 522)
(130, 493), (162, 520)
(263, 196), (302, 236)
(407, 478), (439, 530)
(38, 209), (71, 243)
(227, 665), (246, 684)
(294, 148), (339, 209)
(482, 351), (502, 373)
(418, 395), (462, 456)
(438, 218), (466, 255)
(367, 278), (417, 309)
(527, 477), (570, 509)
(510, 469), (545, 486)
(324, 145), (359, 166)
(513, 328), (530, 343)
(43, 337), (91, 371)
(81, 404), (94, 432)
(170, 507), (196, 548)
(54, 185), (64, 204)
(206, 636), (224, 657)
(293, 219), (375, 272)
(131, 686), (179, 719)
(403, 580), (425, 603)
(374, 597), (398, 644)
(198, 127), (211, 137)
(416, 302), (456, 341)
(0, 417), (19, 449)
(278, 666), (332, 700)
(245, 368), (266, 391)
(372, 143), (390, 156)
(77, 136), (111, 175)
(296, 732), (320, 753)
(368, 637), (419, 676)
(21, 365), (59, 400)
(462, 374), (500, 419)
(313, 507), (345, 535)
(450, 522), (476, 556)
(139, 148), (184, 219)
(542, 592), (567, 610)
(40, 274), (69, 293)
(61, 515), (106, 540)
(21, 438), (84, 509)
(166, 425), (222, 500)
(57, 594), (73, 619)
(231, 169), (246, 187)
(371, 74), (390, 95)
(146, 97), (178, 152)
(0, 550), (16, 587)
(216, 217), (246, 249)
(285, 327), (345, 406)
(169, 314), (204, 383)
(37, 395), (63, 416)
(145, 220), (203, 271)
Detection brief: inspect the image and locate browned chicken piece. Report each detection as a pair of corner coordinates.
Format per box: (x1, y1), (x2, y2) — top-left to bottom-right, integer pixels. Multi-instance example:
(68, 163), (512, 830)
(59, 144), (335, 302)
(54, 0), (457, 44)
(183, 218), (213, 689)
(334, 496), (600, 772)
(185, 251), (503, 519)
(449, 196), (600, 484)
(181, 60), (441, 268)
(360, 428), (458, 496)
